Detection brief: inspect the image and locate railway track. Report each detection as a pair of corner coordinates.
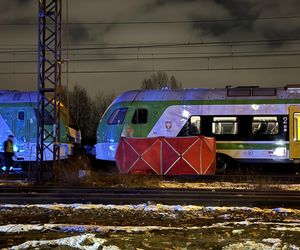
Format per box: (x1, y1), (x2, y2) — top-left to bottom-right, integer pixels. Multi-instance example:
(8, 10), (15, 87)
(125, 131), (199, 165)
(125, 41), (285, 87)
(0, 186), (300, 208)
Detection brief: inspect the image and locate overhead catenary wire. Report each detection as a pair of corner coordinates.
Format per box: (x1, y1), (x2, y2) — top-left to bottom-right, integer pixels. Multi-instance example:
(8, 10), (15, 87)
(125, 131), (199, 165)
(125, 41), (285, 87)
(1, 13), (300, 78)
(3, 48), (300, 57)
(1, 65), (300, 75)
(1, 50), (300, 64)
(1, 14), (300, 25)
(1, 38), (300, 55)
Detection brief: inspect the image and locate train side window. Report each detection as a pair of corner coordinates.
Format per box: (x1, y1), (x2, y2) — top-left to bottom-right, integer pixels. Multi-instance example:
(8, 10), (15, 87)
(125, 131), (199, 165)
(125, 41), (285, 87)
(108, 108), (128, 125)
(132, 108), (148, 124)
(190, 116), (201, 134)
(252, 116), (278, 135)
(212, 117), (238, 135)
(18, 111), (25, 120)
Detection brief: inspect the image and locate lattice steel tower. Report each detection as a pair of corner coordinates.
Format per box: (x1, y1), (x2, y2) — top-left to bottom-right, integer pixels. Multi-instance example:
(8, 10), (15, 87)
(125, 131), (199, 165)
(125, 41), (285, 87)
(37, 0), (62, 176)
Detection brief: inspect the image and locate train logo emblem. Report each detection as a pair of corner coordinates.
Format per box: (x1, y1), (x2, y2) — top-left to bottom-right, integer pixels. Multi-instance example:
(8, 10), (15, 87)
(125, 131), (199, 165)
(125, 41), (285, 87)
(165, 121), (172, 130)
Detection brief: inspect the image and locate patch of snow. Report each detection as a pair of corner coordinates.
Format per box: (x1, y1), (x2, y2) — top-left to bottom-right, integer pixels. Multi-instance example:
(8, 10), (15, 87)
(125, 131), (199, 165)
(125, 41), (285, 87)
(262, 238), (281, 244)
(0, 223), (213, 234)
(1, 224), (300, 249)
(160, 181), (300, 191)
(219, 214), (231, 219)
(222, 239), (298, 250)
(272, 226), (300, 232)
(60, 225), (92, 233)
(0, 203), (298, 231)
(290, 244), (300, 250)
(200, 220), (300, 230)
(0, 204), (299, 216)
(12, 222), (300, 236)
(6, 233), (120, 250)
(232, 229), (244, 235)
(273, 207), (295, 213)
(202, 222), (233, 229)
(0, 224), (44, 233)
(235, 220), (250, 226)
(222, 241), (271, 250)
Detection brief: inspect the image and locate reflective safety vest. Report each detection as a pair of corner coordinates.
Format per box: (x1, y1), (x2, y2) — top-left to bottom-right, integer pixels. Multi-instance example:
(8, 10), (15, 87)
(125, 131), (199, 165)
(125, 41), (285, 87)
(5, 140), (13, 153)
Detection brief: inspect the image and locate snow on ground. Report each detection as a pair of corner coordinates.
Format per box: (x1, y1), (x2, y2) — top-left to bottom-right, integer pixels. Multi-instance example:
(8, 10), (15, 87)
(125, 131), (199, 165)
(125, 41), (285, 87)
(5, 233), (120, 250)
(1, 203), (300, 249)
(2, 222), (300, 249)
(4, 234), (300, 250)
(223, 239), (300, 250)
(160, 180), (300, 191)
(4, 230), (298, 250)
(1, 203), (300, 214)
(1, 221), (300, 234)
(1, 178), (300, 249)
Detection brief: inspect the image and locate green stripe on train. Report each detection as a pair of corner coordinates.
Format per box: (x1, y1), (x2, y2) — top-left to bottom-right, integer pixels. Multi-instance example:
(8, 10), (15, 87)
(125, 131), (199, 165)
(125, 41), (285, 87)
(216, 142), (289, 150)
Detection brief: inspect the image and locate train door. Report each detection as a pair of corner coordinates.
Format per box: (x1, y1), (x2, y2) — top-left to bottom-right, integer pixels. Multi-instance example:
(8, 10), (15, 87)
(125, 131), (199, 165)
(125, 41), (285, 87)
(289, 106), (300, 159)
(127, 107), (149, 137)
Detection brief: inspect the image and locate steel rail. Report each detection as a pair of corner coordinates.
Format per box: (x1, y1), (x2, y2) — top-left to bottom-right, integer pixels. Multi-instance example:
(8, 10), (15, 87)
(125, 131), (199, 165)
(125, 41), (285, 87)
(0, 187), (299, 208)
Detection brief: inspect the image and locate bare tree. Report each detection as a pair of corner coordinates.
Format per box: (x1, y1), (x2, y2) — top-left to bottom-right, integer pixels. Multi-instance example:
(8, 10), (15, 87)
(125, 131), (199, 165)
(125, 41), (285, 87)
(141, 71), (182, 89)
(61, 85), (116, 145)
(68, 85), (93, 144)
(94, 90), (116, 118)
(89, 90), (116, 144)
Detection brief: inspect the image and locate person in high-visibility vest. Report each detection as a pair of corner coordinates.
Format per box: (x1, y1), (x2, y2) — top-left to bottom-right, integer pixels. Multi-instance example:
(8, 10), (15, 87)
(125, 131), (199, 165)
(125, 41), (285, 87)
(3, 135), (14, 171)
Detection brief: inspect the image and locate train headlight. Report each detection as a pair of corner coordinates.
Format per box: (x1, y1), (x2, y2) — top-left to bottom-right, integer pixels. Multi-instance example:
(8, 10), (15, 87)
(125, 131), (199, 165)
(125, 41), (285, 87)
(13, 144), (18, 152)
(273, 147), (286, 157)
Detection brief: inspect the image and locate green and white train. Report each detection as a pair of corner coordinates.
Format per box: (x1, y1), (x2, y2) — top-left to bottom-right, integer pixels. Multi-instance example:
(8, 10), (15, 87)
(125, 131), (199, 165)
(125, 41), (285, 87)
(95, 86), (300, 169)
(0, 90), (81, 162)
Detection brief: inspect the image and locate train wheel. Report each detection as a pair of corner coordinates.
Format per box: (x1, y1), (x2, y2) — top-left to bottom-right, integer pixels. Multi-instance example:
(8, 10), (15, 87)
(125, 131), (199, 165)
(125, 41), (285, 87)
(216, 154), (230, 174)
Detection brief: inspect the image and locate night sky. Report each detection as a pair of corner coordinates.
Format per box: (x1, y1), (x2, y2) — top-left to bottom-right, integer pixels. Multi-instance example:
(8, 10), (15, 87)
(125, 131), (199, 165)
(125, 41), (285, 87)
(1, 0), (300, 97)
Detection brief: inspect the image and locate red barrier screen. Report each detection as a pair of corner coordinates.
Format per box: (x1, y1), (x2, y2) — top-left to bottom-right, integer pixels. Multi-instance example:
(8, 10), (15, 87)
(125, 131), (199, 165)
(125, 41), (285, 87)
(116, 136), (216, 175)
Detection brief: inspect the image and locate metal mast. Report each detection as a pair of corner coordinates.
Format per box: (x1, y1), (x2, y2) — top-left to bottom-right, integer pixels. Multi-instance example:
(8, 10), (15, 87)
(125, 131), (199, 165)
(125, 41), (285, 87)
(37, 0), (62, 177)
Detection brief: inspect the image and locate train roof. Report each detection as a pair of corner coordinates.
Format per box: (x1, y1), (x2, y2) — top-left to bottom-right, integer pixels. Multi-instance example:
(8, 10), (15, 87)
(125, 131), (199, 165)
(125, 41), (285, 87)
(113, 86), (300, 104)
(0, 90), (38, 104)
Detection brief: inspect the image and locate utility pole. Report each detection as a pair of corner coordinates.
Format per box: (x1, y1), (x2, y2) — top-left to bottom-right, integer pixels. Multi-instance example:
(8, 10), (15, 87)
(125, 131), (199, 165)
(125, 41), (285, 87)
(36, 0), (62, 180)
